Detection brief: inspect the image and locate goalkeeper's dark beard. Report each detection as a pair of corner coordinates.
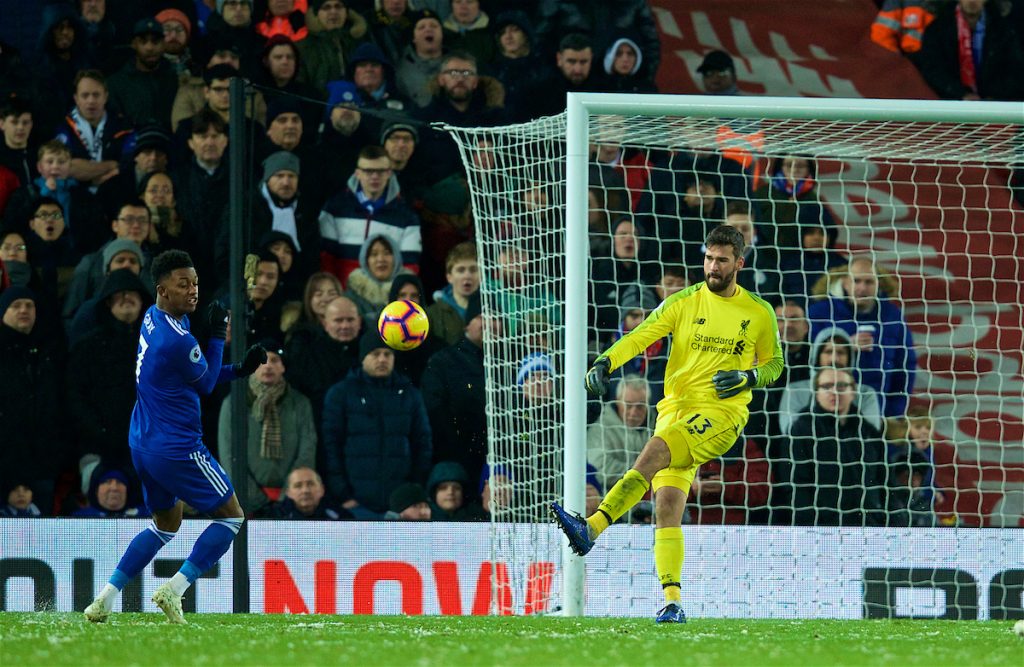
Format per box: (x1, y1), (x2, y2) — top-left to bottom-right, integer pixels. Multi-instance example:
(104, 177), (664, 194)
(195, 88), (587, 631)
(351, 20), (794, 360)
(704, 268), (737, 293)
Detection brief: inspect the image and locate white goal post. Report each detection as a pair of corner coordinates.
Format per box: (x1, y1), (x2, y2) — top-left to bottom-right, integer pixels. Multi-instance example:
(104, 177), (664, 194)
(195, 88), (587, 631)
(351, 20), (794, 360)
(444, 94), (1024, 618)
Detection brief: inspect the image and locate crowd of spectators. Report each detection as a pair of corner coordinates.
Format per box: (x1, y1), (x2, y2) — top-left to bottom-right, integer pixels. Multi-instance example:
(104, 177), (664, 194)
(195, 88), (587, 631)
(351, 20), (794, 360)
(1, 0), (1012, 526)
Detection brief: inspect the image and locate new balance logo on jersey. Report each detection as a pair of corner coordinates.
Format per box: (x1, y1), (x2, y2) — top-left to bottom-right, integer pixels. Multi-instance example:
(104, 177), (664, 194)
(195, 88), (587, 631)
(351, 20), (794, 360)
(732, 340), (746, 355)
(693, 318), (706, 325)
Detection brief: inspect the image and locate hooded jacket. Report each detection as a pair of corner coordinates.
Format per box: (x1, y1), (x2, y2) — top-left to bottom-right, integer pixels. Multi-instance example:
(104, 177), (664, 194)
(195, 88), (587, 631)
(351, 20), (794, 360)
(72, 466), (148, 518)
(488, 11), (548, 123)
(599, 35), (657, 94)
(322, 367), (432, 513)
(345, 233), (412, 319)
(777, 326), (884, 435)
(426, 461), (486, 520)
(34, 6), (91, 114)
(67, 270), (149, 465)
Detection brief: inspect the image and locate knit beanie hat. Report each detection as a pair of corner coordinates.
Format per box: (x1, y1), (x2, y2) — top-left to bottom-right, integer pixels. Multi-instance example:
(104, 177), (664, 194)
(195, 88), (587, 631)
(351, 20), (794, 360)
(359, 330), (389, 360)
(217, 0), (252, 12)
(516, 351), (553, 385)
(0, 285), (35, 319)
(102, 239), (145, 271)
(262, 151), (301, 183)
(389, 482), (428, 513)
(387, 274), (425, 303)
(380, 121), (419, 145)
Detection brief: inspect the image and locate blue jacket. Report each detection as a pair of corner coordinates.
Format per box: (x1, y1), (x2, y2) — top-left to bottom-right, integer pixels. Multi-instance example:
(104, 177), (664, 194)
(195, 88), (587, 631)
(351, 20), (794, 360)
(808, 295), (916, 417)
(322, 368), (432, 513)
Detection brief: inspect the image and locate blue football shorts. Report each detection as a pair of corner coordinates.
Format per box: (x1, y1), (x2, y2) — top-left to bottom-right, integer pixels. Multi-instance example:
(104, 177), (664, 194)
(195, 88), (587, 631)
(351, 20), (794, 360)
(131, 444), (235, 514)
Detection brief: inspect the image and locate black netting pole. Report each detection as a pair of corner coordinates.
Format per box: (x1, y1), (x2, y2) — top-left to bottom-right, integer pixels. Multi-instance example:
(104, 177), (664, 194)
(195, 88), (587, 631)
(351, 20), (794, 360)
(228, 75), (250, 614)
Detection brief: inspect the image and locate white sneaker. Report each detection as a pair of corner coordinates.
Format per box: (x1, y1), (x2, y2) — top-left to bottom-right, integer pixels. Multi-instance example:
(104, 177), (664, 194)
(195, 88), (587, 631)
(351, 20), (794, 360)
(84, 598), (110, 623)
(151, 583), (187, 625)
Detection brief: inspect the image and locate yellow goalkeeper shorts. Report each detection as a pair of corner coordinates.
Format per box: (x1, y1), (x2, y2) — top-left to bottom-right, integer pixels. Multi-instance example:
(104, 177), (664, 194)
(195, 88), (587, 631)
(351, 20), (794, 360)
(651, 404), (746, 494)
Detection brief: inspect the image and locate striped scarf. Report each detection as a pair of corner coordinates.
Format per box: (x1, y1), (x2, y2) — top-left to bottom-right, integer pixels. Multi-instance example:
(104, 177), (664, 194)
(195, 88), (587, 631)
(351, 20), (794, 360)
(248, 375), (286, 460)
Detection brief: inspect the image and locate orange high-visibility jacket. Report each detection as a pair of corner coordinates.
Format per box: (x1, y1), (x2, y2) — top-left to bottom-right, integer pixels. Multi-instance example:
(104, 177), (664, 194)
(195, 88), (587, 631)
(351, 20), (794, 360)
(871, 0), (936, 53)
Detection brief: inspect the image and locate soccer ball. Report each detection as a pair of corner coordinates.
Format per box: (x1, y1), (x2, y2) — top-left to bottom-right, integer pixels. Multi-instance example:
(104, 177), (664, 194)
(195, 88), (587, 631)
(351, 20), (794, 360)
(377, 299), (430, 351)
(1014, 619), (1024, 637)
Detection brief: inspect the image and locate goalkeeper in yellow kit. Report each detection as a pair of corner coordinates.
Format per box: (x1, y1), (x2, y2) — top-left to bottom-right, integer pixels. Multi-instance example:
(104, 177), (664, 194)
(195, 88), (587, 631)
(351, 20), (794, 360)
(551, 225), (784, 623)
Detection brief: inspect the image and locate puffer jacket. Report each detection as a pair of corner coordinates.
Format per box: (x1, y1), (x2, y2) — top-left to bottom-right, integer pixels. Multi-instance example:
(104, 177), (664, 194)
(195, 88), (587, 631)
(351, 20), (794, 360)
(322, 367), (432, 512)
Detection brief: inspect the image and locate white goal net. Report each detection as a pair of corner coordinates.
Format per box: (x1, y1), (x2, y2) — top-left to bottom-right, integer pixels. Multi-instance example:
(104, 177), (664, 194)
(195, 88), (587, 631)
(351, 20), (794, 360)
(443, 95), (1024, 618)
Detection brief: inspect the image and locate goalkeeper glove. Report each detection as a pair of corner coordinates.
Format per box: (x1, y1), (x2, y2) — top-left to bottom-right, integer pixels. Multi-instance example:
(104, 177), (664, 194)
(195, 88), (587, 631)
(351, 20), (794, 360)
(584, 357), (612, 396)
(233, 344), (268, 378)
(207, 302), (229, 340)
(712, 369), (757, 399)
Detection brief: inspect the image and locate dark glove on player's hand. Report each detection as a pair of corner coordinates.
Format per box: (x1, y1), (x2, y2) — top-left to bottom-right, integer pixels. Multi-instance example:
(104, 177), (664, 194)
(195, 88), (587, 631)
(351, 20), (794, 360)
(584, 357), (612, 396)
(233, 344), (267, 378)
(712, 369), (757, 399)
(207, 302), (229, 339)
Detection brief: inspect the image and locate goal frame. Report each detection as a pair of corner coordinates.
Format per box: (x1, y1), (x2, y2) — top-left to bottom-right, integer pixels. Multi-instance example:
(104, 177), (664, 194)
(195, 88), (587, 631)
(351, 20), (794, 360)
(560, 93), (1024, 616)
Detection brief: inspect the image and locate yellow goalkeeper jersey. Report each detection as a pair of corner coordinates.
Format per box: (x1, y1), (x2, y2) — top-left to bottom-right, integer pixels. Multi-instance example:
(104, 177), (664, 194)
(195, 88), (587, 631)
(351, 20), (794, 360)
(600, 282), (784, 416)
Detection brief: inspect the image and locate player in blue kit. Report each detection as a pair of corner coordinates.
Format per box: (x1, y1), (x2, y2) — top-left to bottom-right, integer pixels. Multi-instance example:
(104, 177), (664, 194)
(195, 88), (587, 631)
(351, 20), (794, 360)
(85, 250), (266, 625)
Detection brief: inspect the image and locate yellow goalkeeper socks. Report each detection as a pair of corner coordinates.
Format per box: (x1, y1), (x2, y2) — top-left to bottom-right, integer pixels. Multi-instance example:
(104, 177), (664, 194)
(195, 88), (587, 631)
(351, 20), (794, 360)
(587, 469), (650, 538)
(654, 527), (684, 603)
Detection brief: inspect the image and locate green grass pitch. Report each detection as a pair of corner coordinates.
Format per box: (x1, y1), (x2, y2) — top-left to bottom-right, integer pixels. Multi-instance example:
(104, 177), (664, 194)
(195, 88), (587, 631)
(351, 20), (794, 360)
(1, 613), (1020, 666)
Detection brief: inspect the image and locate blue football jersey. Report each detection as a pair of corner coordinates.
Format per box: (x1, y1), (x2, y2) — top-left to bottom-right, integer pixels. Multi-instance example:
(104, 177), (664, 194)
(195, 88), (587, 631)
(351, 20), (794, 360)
(129, 305), (210, 457)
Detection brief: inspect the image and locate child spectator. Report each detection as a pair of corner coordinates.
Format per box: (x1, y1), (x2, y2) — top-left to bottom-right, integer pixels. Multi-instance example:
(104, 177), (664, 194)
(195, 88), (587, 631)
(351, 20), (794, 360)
(0, 481), (43, 518)
(886, 405), (944, 526)
(5, 141), (103, 254)
(426, 240), (479, 345)
(287, 271), (343, 341)
(427, 461), (485, 521)
(385, 482), (432, 520)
